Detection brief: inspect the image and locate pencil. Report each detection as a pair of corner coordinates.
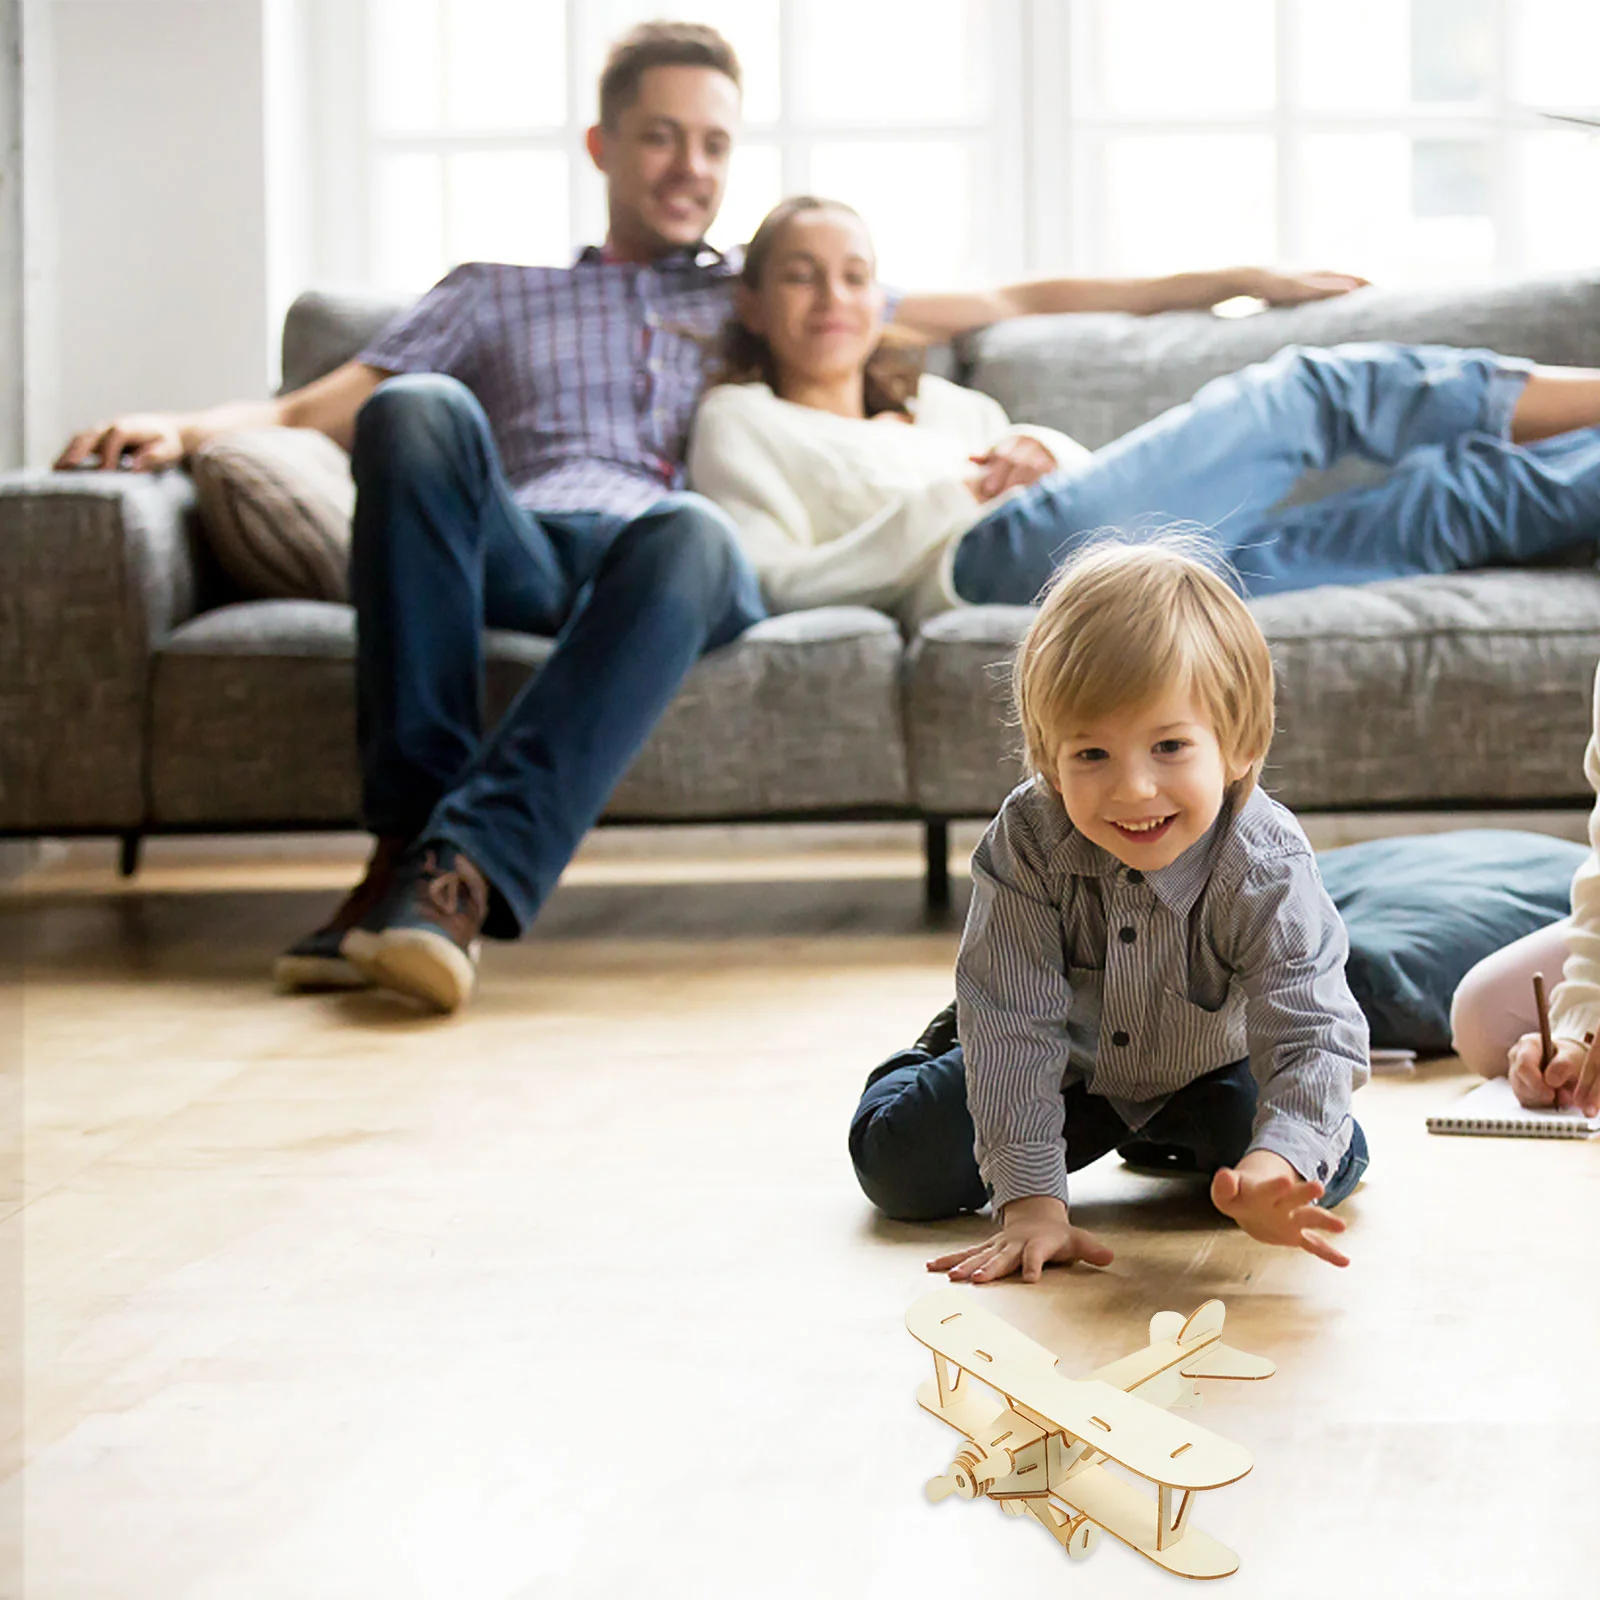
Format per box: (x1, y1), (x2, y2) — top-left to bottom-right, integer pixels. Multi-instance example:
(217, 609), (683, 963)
(1533, 971), (1554, 1070)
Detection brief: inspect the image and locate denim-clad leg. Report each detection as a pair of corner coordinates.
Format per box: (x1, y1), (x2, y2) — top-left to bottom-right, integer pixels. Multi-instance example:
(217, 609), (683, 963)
(850, 1043), (1368, 1221)
(425, 492), (765, 937)
(1235, 426), (1600, 595)
(951, 342), (1536, 604)
(349, 372), (766, 937)
(349, 373), (616, 840)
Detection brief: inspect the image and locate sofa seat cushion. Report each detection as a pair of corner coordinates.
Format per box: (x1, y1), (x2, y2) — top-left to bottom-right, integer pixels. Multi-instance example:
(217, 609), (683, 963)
(905, 569), (1600, 817)
(148, 601), (911, 825)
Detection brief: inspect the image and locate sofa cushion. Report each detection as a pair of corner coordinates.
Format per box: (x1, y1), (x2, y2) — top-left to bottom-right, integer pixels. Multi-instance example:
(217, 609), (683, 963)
(189, 428), (355, 602)
(1320, 830), (1587, 1053)
(959, 270), (1600, 452)
(279, 290), (411, 394)
(148, 602), (911, 825)
(905, 569), (1600, 818)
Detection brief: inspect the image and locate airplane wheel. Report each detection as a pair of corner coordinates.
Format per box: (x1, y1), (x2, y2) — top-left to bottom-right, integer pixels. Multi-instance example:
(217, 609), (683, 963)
(1066, 1516), (1100, 1559)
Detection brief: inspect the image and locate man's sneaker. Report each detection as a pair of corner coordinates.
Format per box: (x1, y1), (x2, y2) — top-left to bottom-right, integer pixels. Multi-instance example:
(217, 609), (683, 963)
(273, 836), (408, 992)
(342, 842), (489, 1013)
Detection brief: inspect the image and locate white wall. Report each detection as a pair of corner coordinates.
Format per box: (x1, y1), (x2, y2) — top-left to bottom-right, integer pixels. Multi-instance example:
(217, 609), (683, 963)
(1, 1), (23, 468)
(47, 0), (272, 452)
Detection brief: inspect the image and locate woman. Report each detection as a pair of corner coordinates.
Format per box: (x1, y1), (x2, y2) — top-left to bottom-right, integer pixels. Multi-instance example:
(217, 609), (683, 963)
(690, 196), (1600, 622)
(688, 196), (1086, 629)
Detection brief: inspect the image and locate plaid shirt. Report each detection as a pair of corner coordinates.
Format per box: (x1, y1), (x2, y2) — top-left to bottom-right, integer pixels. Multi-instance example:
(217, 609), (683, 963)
(358, 246), (739, 518)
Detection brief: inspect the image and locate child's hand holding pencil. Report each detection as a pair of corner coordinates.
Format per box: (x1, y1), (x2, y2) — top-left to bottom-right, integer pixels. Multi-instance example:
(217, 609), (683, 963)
(1505, 971), (1600, 1115)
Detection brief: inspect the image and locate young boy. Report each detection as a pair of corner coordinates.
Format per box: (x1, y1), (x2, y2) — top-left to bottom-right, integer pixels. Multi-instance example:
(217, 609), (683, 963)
(849, 538), (1370, 1282)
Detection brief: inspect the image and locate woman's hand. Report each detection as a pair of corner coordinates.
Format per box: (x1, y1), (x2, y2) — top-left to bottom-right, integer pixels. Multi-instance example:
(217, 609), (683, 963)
(1236, 267), (1370, 306)
(967, 434), (1058, 501)
(1507, 1032), (1597, 1114)
(926, 1195), (1114, 1284)
(1210, 1152), (1349, 1267)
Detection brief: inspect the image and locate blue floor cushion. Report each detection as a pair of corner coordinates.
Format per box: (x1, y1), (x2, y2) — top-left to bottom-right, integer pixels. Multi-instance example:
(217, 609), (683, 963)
(1319, 829), (1587, 1054)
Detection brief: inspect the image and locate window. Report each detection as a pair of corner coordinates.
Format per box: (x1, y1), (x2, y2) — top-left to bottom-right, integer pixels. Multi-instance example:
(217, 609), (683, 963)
(309, 0), (1600, 296)
(1057, 0), (1600, 284)
(314, 0), (1024, 295)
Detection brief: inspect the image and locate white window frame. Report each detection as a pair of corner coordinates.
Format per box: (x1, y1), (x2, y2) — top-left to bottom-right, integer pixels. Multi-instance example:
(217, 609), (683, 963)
(1026, 0), (1600, 281)
(304, 0), (1597, 294)
(306, 0), (1029, 292)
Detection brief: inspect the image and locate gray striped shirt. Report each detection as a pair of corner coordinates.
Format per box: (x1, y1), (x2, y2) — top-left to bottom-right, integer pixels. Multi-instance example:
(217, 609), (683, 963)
(956, 779), (1368, 1211)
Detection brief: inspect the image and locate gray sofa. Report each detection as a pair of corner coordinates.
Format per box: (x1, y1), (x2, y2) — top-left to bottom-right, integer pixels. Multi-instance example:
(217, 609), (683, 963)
(5, 271), (1600, 905)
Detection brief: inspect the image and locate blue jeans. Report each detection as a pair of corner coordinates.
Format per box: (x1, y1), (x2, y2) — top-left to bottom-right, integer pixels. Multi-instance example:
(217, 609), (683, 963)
(952, 342), (1600, 602)
(349, 374), (766, 937)
(848, 1042), (1369, 1223)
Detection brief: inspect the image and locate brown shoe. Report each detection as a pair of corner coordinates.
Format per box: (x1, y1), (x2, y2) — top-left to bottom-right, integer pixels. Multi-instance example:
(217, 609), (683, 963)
(342, 842), (488, 1013)
(273, 835), (408, 992)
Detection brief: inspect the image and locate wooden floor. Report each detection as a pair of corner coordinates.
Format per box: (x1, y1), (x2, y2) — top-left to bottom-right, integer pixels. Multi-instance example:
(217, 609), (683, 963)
(2, 830), (1598, 1599)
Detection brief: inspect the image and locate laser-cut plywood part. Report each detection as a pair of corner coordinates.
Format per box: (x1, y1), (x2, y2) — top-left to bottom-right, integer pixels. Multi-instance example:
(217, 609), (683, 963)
(907, 1288), (1274, 1579)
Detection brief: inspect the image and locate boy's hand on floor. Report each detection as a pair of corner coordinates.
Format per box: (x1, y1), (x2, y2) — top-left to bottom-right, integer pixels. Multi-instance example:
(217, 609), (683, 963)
(926, 1195), (1114, 1284)
(1210, 1155), (1349, 1268)
(1506, 1032), (1589, 1111)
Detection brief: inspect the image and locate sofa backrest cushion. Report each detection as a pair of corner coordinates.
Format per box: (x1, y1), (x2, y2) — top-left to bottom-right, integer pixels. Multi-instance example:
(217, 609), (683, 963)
(280, 289), (411, 395)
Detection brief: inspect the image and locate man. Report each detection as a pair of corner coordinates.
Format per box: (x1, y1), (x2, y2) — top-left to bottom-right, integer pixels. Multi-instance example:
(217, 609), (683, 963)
(57, 21), (1362, 1014)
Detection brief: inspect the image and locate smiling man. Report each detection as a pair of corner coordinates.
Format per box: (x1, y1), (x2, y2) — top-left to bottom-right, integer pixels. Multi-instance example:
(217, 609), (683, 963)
(57, 21), (1364, 1015)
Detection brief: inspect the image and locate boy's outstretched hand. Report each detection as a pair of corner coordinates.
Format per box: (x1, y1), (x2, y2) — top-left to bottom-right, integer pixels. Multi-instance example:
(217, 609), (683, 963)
(926, 1195), (1114, 1284)
(1210, 1152), (1349, 1268)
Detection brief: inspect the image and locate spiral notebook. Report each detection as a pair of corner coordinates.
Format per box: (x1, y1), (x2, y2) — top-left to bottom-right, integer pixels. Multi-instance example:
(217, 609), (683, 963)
(1426, 1076), (1600, 1139)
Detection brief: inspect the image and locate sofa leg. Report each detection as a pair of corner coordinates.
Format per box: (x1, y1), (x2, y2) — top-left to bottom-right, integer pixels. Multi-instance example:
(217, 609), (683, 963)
(924, 820), (951, 915)
(118, 832), (143, 879)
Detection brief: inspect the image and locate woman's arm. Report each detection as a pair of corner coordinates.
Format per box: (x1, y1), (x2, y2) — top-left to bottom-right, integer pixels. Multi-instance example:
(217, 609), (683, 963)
(892, 267), (1368, 343)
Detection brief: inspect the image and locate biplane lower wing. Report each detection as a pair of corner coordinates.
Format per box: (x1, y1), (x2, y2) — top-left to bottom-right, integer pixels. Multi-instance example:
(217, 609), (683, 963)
(906, 1288), (1253, 1491)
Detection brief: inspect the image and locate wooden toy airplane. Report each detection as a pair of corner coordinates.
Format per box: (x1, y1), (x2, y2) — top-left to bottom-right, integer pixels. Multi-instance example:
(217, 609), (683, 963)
(906, 1288), (1274, 1579)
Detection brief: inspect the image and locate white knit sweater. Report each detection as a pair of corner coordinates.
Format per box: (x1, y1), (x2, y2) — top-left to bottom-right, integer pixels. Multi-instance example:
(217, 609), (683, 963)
(1550, 662), (1600, 1042)
(686, 375), (1088, 628)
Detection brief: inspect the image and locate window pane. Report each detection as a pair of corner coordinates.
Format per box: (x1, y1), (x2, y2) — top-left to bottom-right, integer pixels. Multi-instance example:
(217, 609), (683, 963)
(1411, 138), (1490, 217)
(1295, 0), (1410, 110)
(1298, 133), (1495, 284)
(1097, 136), (1274, 276)
(370, 0), (443, 134)
(1410, 0), (1492, 103)
(443, 0), (565, 130)
(808, 142), (981, 287)
(446, 151), (571, 267)
(1511, 0), (1600, 107)
(706, 144), (783, 255)
(374, 152), (446, 291)
(1514, 131), (1600, 272)
(584, 0), (781, 124)
(1078, 0), (1274, 116)
(794, 1), (991, 124)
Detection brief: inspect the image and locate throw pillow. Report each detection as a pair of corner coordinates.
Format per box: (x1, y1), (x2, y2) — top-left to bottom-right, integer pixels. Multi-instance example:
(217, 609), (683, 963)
(1320, 829), (1587, 1054)
(189, 427), (355, 602)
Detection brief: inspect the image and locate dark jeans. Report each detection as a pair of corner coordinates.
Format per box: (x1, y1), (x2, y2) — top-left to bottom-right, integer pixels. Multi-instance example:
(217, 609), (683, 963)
(849, 1039), (1369, 1223)
(349, 374), (766, 937)
(951, 342), (1600, 604)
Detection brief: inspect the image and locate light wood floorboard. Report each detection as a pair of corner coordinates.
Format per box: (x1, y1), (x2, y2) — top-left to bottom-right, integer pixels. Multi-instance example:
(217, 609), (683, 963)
(1, 834), (1597, 1598)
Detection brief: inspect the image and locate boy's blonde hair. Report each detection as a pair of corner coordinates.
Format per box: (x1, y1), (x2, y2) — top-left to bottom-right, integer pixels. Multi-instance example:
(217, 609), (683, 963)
(1014, 536), (1276, 796)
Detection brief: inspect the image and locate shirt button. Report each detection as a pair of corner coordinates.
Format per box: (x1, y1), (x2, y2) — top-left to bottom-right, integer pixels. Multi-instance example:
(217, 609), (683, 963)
(1119, 926), (1137, 943)
(1126, 870), (1144, 885)
(1112, 1030), (1130, 1047)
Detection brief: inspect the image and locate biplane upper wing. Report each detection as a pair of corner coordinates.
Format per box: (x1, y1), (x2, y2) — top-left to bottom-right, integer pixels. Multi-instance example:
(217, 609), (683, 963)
(907, 1289), (1253, 1492)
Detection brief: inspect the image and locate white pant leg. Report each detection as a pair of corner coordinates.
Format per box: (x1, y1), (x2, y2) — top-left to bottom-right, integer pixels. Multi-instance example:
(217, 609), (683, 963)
(1449, 919), (1572, 1077)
